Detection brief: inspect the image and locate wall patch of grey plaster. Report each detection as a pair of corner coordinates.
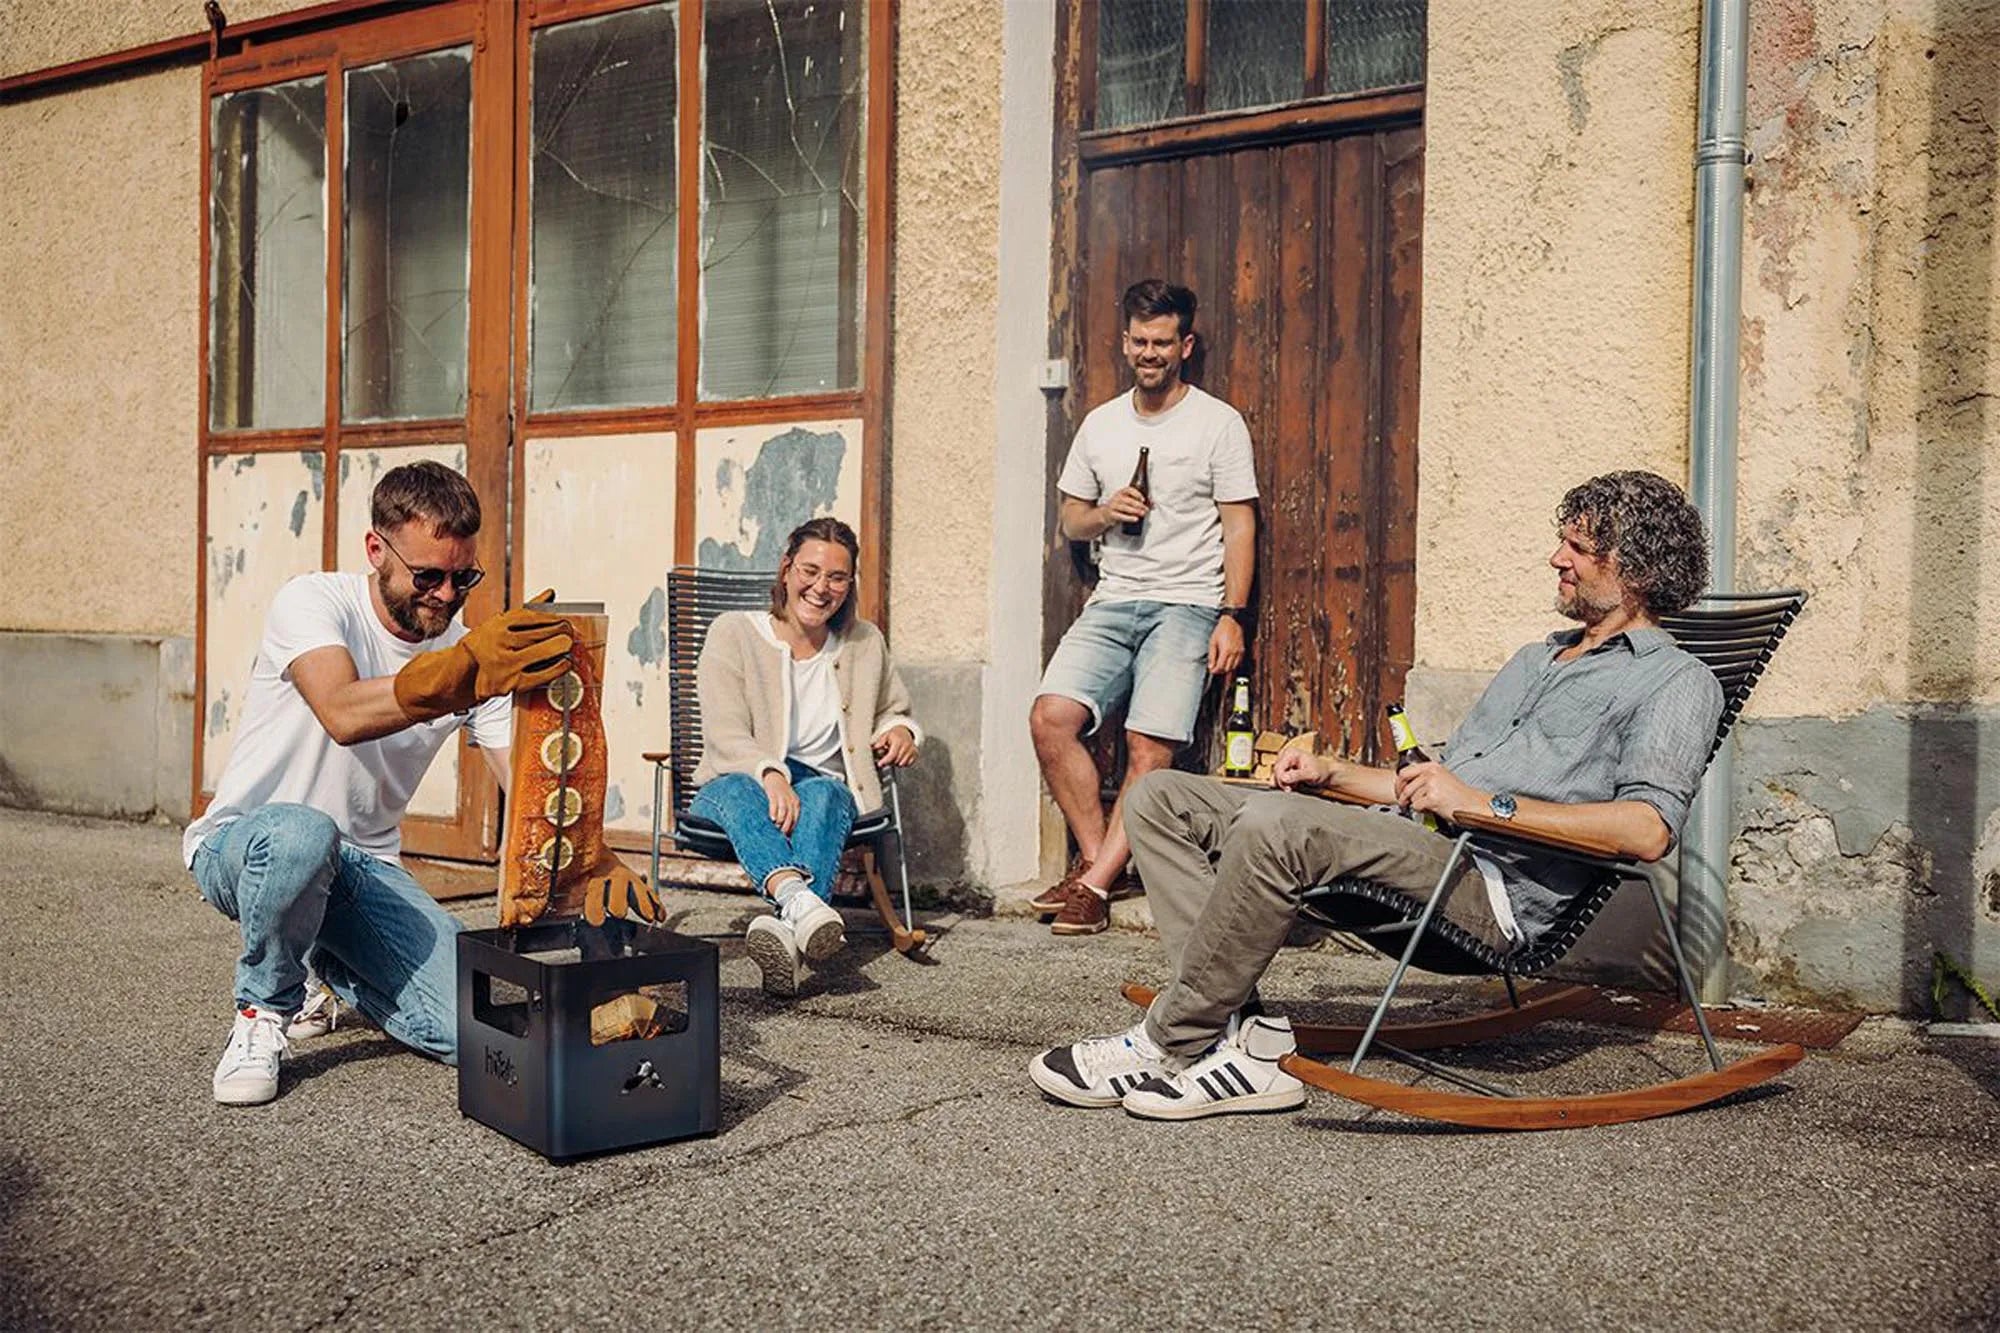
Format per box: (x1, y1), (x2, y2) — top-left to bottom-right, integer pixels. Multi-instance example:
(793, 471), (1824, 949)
(289, 491), (310, 538)
(208, 693), (229, 737)
(697, 426), (846, 569)
(627, 587), (667, 666)
(301, 450), (324, 501)
(606, 784), (626, 823)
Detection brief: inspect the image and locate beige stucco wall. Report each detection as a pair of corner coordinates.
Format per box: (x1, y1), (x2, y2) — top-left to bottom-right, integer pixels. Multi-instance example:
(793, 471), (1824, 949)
(0, 66), (201, 637)
(1416, 1), (1699, 673)
(0, 0), (306, 79)
(1420, 0), (2000, 713)
(887, 0), (1003, 663)
(1738, 0), (2000, 713)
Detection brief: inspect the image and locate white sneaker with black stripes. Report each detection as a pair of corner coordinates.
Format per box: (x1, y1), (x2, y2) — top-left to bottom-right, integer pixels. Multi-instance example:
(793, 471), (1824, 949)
(1121, 1014), (1306, 1120)
(1029, 1022), (1180, 1109)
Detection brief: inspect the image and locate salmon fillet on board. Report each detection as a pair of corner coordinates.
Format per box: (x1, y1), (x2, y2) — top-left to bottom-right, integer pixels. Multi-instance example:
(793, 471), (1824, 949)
(500, 605), (611, 927)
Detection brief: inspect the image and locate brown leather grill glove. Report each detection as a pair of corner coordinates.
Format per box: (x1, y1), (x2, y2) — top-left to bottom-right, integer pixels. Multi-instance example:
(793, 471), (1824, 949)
(579, 849), (664, 927)
(393, 589), (573, 720)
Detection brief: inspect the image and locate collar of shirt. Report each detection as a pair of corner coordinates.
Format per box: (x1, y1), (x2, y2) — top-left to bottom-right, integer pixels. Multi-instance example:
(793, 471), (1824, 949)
(1543, 624), (1675, 658)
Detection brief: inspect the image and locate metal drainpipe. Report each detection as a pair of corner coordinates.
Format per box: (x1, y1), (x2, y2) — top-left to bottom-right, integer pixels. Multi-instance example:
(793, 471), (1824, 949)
(1683, 0), (1750, 1004)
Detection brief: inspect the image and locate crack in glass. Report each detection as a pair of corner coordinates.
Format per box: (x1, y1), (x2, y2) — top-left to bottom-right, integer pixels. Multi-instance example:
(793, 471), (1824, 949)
(700, 0), (864, 401)
(210, 76), (327, 430)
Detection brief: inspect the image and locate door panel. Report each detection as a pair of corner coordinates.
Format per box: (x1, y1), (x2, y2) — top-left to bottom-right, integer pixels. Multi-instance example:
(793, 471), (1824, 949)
(1060, 119), (1423, 766)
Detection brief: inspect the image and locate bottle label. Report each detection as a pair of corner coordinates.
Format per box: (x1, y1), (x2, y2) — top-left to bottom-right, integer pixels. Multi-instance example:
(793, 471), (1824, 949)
(1389, 711), (1418, 753)
(1225, 731), (1254, 771)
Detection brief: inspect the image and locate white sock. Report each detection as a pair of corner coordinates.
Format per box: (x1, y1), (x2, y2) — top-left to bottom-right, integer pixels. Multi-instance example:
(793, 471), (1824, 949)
(769, 876), (812, 914)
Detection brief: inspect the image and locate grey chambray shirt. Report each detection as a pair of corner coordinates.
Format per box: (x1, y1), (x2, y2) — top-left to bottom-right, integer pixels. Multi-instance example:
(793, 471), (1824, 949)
(1438, 625), (1725, 944)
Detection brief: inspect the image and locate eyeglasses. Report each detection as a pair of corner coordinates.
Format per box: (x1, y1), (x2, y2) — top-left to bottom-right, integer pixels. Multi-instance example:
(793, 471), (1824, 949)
(373, 530), (485, 594)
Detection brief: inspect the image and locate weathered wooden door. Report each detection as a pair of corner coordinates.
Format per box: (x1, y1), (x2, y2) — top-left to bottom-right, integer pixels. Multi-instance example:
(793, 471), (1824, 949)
(1054, 115), (1424, 765)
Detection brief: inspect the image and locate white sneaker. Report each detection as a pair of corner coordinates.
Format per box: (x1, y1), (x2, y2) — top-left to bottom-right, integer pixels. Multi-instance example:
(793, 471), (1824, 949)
(213, 1007), (289, 1106)
(1029, 1022), (1180, 1109)
(782, 892), (846, 962)
(1121, 1015), (1306, 1121)
(744, 915), (802, 997)
(287, 977), (343, 1040)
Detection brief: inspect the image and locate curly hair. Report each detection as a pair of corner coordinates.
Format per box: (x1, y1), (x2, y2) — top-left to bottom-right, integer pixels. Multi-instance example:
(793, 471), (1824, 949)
(1556, 471), (1710, 616)
(770, 516), (861, 631)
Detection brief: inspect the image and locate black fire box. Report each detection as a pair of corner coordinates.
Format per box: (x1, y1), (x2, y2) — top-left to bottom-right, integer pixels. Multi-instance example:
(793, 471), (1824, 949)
(457, 922), (719, 1161)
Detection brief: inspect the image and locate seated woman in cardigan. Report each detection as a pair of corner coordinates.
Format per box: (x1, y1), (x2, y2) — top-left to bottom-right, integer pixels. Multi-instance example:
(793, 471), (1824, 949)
(689, 517), (922, 995)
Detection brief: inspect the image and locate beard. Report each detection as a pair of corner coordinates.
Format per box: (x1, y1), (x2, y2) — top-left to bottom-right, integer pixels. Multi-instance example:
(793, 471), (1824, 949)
(382, 579), (462, 640)
(1555, 583), (1623, 623)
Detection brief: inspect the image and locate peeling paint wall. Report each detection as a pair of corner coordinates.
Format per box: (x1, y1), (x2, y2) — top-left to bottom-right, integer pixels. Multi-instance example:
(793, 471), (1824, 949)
(202, 451), (323, 790)
(890, 0), (1004, 663)
(520, 434), (676, 838)
(0, 66), (201, 637)
(1425, 0), (2000, 1013)
(692, 420), (862, 569)
(1737, 0), (2000, 715)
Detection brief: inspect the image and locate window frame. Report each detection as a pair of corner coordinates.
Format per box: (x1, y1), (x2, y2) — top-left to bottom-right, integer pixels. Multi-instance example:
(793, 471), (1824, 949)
(1080, 0), (1425, 142)
(196, 0), (897, 851)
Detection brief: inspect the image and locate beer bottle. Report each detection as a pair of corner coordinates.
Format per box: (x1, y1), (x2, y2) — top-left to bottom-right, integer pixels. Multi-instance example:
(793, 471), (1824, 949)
(1386, 703), (1431, 768)
(1223, 675), (1255, 777)
(1119, 446), (1150, 537)
(1386, 703), (1437, 829)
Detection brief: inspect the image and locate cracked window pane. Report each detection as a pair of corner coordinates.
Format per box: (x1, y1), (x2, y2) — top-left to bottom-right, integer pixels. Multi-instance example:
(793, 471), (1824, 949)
(210, 77), (327, 430)
(531, 3), (679, 413)
(1097, 0), (1186, 129)
(343, 48), (472, 423)
(700, 0), (864, 401)
(1325, 0), (1426, 96)
(1208, 0), (1305, 113)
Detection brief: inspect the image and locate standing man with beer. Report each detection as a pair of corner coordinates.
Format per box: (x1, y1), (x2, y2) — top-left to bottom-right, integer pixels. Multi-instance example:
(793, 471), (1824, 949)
(1028, 279), (1259, 936)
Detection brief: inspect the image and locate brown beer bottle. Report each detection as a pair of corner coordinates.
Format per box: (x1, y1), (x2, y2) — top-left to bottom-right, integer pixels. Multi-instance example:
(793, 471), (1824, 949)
(1119, 446), (1151, 537)
(1386, 703), (1438, 829)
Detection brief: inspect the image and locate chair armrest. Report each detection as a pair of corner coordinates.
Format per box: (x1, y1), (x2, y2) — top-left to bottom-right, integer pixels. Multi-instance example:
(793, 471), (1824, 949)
(641, 751), (670, 765)
(1448, 809), (1629, 861)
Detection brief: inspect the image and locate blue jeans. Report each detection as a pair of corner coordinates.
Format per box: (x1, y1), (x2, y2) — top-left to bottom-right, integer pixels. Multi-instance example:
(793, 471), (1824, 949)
(191, 803), (461, 1064)
(687, 759), (857, 903)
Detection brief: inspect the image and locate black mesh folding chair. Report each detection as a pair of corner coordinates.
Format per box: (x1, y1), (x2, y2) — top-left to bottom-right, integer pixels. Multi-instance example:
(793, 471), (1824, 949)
(641, 566), (925, 954)
(1123, 590), (1809, 1129)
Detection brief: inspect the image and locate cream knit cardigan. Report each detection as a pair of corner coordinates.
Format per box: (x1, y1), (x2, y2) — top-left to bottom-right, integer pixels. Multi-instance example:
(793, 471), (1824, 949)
(691, 611), (922, 816)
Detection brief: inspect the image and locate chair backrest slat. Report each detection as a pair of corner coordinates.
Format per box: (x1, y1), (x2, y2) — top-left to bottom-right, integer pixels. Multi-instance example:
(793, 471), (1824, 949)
(666, 566), (777, 821)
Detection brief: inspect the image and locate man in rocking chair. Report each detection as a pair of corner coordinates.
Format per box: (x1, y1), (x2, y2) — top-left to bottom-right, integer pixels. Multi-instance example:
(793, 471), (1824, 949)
(1030, 470), (1724, 1121)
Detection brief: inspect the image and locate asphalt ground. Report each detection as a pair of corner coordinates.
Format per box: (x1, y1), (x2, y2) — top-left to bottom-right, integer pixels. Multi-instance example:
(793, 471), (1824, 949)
(2, 807), (1996, 1330)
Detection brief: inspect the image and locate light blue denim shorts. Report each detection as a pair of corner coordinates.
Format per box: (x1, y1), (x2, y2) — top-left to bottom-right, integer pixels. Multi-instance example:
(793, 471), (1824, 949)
(1037, 599), (1220, 744)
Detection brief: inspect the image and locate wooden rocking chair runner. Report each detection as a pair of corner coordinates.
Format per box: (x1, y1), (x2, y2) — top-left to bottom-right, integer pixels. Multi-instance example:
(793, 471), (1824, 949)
(1145, 590), (1810, 1130)
(640, 566), (926, 954)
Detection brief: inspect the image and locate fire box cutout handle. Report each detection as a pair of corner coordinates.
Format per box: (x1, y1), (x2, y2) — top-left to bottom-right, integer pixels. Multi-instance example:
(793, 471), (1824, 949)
(472, 972), (535, 1038)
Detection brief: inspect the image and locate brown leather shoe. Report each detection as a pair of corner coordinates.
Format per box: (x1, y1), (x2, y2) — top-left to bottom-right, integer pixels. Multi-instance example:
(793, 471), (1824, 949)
(1029, 859), (1091, 914)
(1050, 883), (1110, 935)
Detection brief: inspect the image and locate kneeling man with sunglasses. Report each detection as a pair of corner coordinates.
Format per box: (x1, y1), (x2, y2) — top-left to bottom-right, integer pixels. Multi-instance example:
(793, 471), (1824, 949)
(184, 462), (572, 1106)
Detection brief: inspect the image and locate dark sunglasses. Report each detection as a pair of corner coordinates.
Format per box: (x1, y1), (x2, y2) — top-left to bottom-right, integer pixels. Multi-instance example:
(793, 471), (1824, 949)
(374, 530), (485, 594)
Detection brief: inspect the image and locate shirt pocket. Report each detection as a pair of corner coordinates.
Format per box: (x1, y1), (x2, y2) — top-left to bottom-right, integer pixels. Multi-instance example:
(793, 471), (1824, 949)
(1532, 686), (1616, 739)
(1152, 455), (1210, 508)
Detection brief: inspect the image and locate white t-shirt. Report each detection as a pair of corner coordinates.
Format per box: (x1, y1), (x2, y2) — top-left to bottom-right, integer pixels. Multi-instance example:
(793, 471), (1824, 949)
(1057, 384), (1258, 606)
(183, 571), (513, 867)
(753, 614), (844, 776)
